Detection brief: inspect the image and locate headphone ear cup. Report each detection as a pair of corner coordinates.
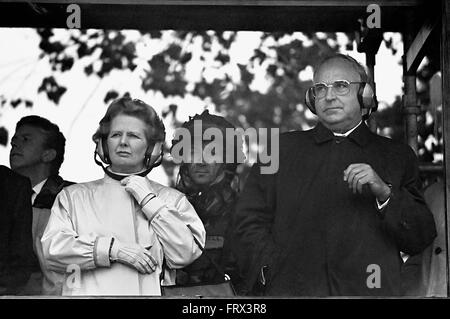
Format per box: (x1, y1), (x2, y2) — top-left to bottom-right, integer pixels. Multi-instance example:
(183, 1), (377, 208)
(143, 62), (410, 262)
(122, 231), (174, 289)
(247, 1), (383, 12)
(101, 138), (110, 164)
(359, 83), (377, 110)
(305, 87), (317, 114)
(95, 137), (110, 164)
(146, 142), (163, 167)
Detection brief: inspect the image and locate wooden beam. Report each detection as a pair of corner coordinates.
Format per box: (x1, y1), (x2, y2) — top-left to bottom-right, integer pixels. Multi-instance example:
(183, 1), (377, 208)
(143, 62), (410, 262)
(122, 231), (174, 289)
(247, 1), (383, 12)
(442, 0), (450, 298)
(0, 1), (433, 31)
(0, 0), (427, 7)
(405, 15), (438, 74)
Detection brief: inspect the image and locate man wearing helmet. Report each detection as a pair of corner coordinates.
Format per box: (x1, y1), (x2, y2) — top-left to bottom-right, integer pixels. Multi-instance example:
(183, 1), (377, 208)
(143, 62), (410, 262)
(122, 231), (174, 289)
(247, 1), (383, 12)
(171, 110), (245, 294)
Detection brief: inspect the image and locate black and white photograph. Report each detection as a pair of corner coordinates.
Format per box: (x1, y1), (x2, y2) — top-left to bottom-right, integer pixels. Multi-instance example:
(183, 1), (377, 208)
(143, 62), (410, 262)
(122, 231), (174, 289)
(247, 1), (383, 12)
(0, 0), (448, 309)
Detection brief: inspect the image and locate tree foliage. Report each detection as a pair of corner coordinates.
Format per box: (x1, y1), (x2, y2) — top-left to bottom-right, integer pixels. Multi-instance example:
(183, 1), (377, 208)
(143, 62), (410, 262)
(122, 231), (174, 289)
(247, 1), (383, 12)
(375, 57), (442, 165)
(26, 29), (345, 132)
(0, 29), (348, 182)
(0, 28), (442, 187)
(1, 29), (440, 161)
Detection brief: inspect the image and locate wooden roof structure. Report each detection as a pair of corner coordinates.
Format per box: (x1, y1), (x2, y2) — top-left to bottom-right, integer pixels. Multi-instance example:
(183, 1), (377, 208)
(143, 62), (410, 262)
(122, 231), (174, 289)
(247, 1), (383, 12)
(0, 0), (449, 296)
(0, 0), (440, 32)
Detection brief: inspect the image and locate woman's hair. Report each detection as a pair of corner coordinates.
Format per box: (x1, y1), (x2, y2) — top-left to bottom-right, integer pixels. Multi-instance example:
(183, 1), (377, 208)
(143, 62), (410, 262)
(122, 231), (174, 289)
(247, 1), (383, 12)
(92, 96), (165, 146)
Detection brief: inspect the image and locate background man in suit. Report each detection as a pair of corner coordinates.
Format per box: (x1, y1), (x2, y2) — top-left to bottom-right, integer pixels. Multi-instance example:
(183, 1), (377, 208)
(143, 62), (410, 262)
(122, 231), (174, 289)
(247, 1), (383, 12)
(0, 165), (34, 295)
(233, 54), (437, 296)
(9, 115), (73, 295)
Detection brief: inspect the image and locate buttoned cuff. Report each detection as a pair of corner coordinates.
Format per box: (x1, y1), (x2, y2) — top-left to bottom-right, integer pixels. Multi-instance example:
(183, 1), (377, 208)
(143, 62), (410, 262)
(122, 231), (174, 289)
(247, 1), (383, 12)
(94, 236), (112, 268)
(141, 196), (166, 222)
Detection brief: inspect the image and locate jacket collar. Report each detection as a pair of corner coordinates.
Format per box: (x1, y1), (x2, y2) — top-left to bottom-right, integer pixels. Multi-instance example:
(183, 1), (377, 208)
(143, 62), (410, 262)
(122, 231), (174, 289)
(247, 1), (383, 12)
(313, 121), (372, 147)
(33, 175), (73, 209)
(104, 166), (151, 181)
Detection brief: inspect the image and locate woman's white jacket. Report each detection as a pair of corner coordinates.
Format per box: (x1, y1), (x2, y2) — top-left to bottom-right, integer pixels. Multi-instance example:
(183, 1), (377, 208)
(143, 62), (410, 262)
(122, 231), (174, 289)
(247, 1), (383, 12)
(41, 174), (206, 296)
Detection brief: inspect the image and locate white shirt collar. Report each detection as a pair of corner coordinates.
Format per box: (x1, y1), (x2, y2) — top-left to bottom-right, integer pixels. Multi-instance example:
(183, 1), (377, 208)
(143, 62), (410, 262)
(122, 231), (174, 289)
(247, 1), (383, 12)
(333, 120), (363, 137)
(32, 178), (48, 205)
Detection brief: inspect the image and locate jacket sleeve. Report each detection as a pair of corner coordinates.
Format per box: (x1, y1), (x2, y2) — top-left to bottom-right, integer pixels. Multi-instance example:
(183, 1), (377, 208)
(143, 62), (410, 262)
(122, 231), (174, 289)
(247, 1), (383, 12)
(381, 145), (437, 255)
(142, 193), (206, 269)
(41, 189), (113, 273)
(3, 178), (35, 294)
(231, 162), (279, 294)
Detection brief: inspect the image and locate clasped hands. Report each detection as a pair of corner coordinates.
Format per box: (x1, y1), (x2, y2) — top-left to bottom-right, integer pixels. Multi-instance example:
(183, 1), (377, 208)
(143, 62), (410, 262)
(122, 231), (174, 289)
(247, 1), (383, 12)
(343, 163), (391, 203)
(110, 240), (157, 274)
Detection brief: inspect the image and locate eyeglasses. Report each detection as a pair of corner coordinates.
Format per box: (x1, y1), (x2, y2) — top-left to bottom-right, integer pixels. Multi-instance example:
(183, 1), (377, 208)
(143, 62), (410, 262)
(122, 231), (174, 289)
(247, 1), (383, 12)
(312, 80), (364, 98)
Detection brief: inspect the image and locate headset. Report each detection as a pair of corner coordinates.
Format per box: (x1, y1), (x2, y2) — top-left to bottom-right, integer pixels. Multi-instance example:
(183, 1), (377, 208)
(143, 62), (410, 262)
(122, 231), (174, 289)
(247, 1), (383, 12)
(94, 136), (164, 170)
(304, 55), (378, 120)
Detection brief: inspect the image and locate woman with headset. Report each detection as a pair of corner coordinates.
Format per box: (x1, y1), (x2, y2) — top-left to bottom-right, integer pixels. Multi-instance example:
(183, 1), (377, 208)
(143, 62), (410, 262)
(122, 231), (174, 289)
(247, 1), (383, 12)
(41, 97), (205, 296)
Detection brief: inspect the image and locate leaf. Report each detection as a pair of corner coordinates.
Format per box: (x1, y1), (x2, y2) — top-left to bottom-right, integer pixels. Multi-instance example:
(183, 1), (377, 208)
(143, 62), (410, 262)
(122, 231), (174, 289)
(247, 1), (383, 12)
(47, 85), (67, 104)
(89, 32), (100, 39)
(77, 42), (89, 58)
(11, 99), (21, 108)
(179, 52), (192, 64)
(37, 28), (53, 39)
(60, 57), (74, 72)
(251, 49), (267, 63)
(149, 31), (162, 38)
(267, 64), (278, 77)
(238, 64), (253, 85)
(215, 52), (230, 65)
(0, 127), (8, 146)
(84, 64), (94, 76)
(122, 42), (136, 59)
(202, 41), (212, 52)
(49, 41), (65, 54)
(129, 63), (137, 71)
(112, 32), (126, 46)
(166, 44), (182, 60)
(169, 104), (178, 114)
(104, 90), (119, 104)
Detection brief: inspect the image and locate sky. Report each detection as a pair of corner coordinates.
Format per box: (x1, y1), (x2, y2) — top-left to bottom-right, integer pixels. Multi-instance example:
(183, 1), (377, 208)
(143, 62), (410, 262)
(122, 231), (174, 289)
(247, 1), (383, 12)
(0, 29), (404, 184)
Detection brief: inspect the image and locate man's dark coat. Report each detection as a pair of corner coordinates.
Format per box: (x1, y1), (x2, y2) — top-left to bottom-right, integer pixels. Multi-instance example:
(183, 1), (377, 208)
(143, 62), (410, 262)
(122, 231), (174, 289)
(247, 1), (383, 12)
(0, 165), (34, 294)
(233, 123), (437, 296)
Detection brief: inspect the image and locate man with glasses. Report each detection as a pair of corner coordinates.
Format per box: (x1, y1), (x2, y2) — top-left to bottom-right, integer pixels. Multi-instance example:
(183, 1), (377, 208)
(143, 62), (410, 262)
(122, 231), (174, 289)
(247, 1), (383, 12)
(232, 54), (436, 296)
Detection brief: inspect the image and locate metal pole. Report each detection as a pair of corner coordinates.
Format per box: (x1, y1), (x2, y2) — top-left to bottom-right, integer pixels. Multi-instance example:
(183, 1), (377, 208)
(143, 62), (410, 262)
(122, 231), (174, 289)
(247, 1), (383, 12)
(402, 27), (419, 154)
(441, 0), (450, 298)
(366, 52), (377, 133)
